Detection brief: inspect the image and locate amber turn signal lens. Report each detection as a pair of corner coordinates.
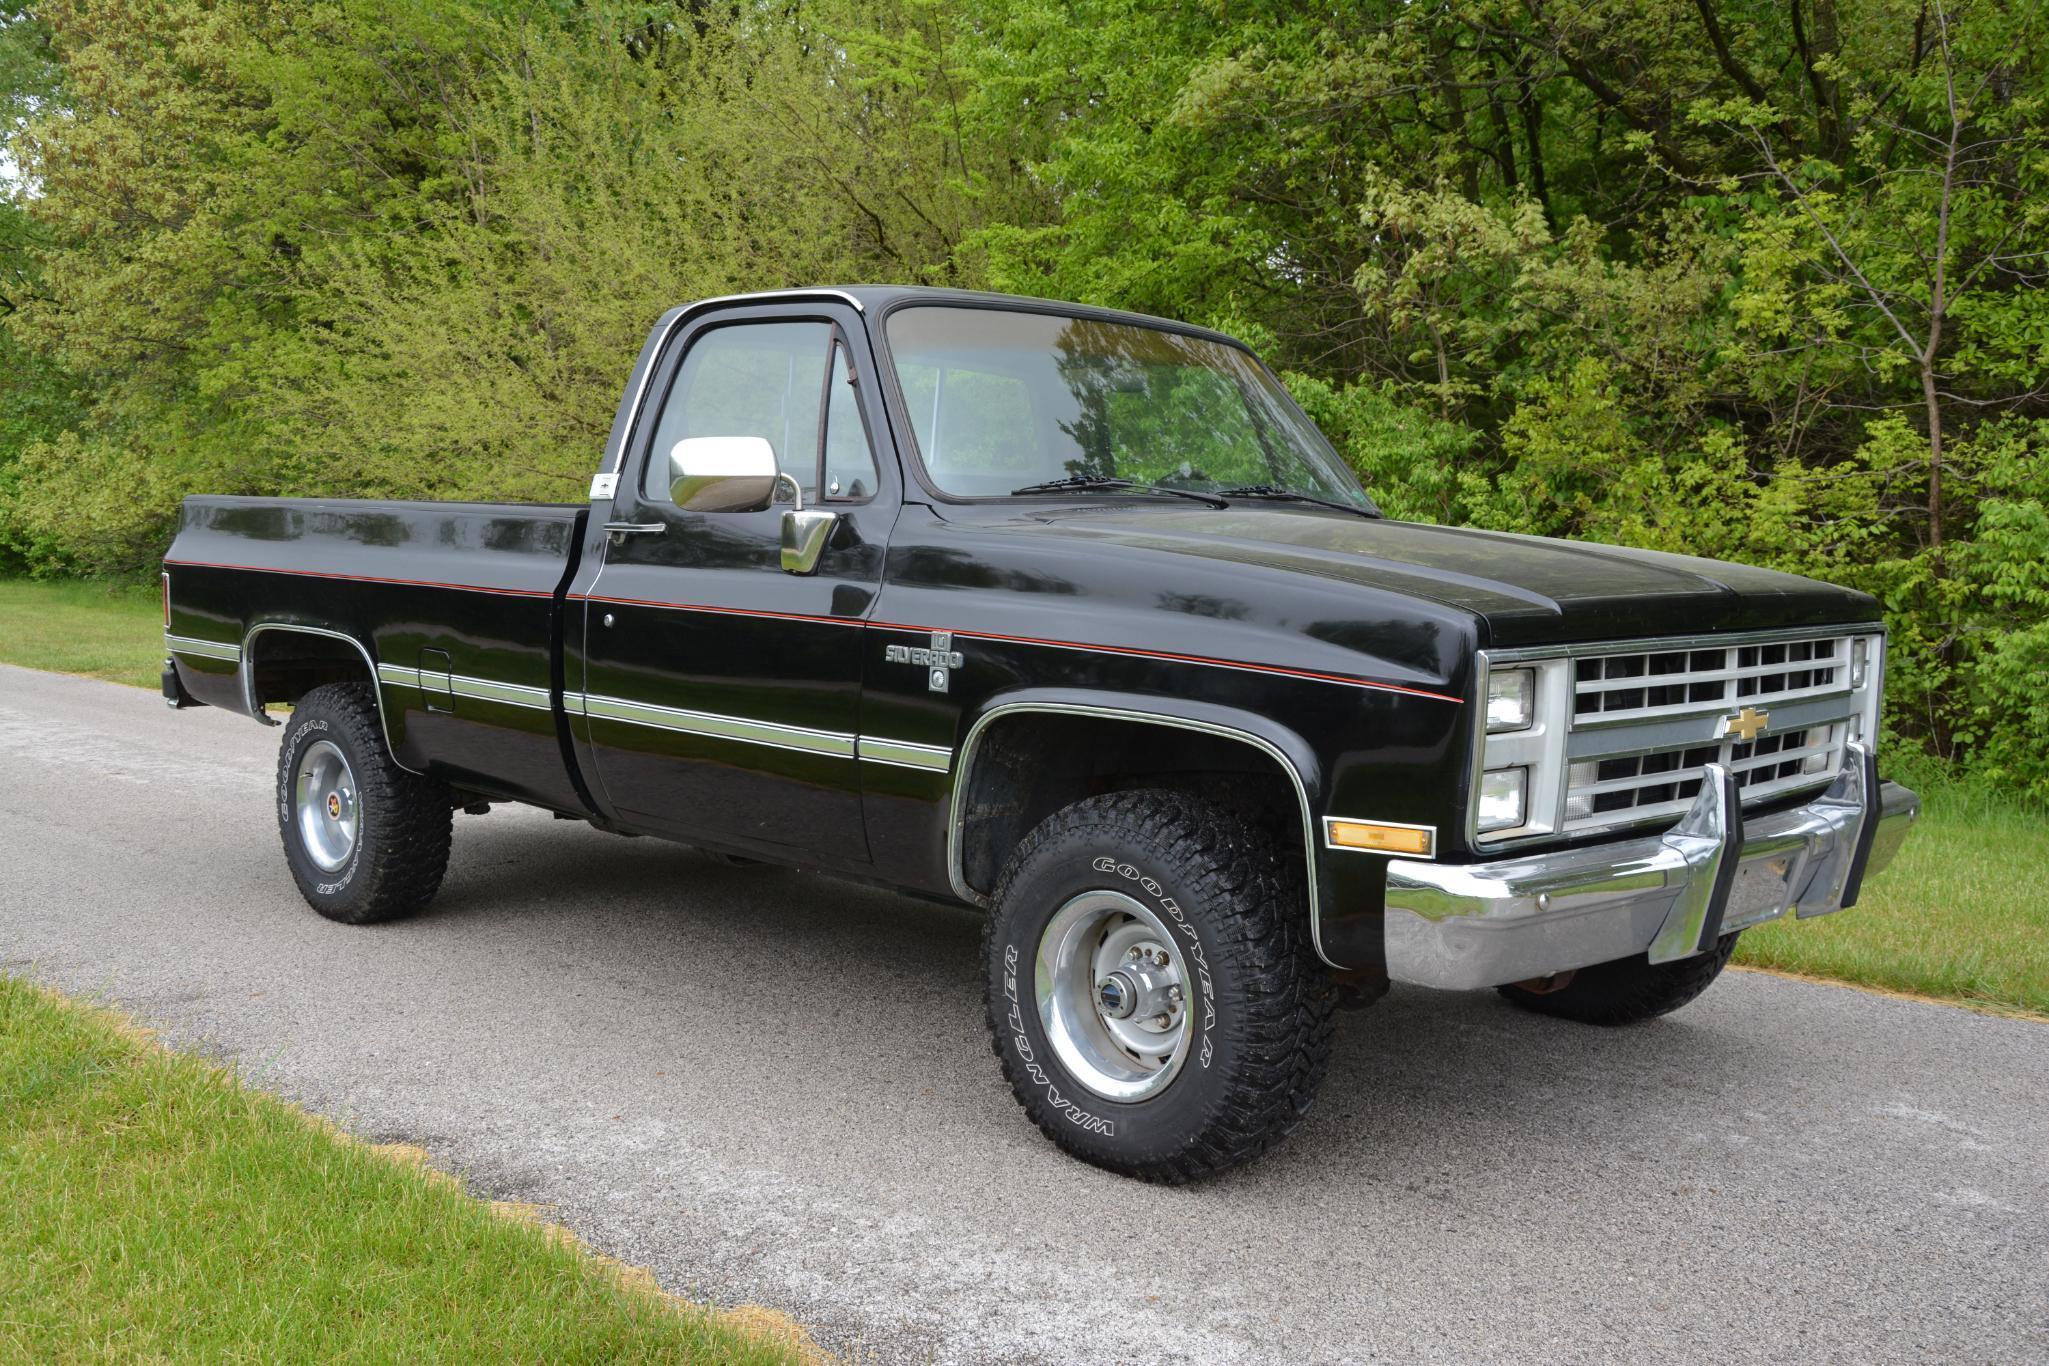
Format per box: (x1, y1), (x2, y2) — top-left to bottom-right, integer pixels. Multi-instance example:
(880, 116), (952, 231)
(1325, 820), (1434, 857)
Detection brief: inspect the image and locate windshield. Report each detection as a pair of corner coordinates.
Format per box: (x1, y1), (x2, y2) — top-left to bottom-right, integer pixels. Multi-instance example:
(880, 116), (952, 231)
(882, 306), (1374, 506)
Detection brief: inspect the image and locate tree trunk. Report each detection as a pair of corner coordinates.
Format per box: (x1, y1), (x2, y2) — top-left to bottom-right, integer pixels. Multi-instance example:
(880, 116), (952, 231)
(1920, 358), (1943, 552)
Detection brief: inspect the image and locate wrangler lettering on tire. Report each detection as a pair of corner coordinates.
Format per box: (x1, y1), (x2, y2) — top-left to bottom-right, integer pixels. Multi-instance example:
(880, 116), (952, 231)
(982, 789), (1334, 1182)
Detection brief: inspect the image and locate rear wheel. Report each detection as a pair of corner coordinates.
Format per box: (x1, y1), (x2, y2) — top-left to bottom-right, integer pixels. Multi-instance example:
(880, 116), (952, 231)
(276, 683), (453, 924)
(983, 789), (1333, 1182)
(1496, 933), (1739, 1025)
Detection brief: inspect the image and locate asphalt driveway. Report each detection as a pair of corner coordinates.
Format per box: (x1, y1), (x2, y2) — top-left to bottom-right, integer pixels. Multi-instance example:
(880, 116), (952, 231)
(2, 664), (2043, 1362)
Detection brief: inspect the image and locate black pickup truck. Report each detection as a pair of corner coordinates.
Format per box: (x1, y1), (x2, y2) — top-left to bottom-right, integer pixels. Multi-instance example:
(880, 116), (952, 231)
(163, 286), (1918, 1180)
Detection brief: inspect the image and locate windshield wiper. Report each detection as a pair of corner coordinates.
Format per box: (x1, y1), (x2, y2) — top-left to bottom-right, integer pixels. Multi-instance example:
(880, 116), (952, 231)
(1215, 484), (1381, 519)
(1009, 475), (1228, 509)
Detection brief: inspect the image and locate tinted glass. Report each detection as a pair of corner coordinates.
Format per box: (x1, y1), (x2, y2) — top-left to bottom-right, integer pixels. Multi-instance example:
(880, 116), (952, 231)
(821, 344), (874, 500)
(644, 322), (876, 503)
(883, 306), (1369, 503)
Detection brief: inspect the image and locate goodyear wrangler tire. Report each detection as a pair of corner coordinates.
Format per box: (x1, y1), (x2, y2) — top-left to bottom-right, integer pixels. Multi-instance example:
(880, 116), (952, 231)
(1495, 932), (1740, 1025)
(277, 683), (453, 925)
(983, 789), (1334, 1182)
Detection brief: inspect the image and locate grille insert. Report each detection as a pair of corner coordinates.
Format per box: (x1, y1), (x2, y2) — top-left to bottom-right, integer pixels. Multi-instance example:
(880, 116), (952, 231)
(1574, 637), (1844, 723)
(1556, 629), (1861, 835)
(1573, 724), (1841, 827)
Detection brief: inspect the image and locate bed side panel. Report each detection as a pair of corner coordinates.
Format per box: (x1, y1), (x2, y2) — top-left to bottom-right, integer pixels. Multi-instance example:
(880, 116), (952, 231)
(163, 497), (589, 813)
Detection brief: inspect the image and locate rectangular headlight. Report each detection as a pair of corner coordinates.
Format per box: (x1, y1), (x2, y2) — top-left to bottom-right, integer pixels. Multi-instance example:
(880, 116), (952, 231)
(1476, 767), (1527, 832)
(1486, 668), (1534, 733)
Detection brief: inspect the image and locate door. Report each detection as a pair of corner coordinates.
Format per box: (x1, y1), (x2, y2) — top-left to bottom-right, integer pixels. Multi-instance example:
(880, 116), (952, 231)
(577, 303), (891, 859)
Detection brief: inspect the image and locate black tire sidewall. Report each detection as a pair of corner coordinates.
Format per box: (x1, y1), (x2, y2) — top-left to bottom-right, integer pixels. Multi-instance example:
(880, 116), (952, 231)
(277, 703), (370, 913)
(988, 820), (1242, 1168)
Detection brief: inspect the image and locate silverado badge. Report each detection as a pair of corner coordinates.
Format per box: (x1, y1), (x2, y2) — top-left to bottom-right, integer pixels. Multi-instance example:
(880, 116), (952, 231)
(886, 631), (965, 693)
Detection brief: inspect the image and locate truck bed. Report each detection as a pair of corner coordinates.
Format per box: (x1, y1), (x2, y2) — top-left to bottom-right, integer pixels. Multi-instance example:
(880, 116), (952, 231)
(162, 496), (594, 815)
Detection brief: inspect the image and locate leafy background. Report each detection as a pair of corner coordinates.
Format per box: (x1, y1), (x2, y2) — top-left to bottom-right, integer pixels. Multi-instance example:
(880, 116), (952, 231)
(2, 0), (2044, 796)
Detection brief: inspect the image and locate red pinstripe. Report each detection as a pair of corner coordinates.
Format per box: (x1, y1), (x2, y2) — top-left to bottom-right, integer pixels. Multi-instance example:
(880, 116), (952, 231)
(164, 559), (554, 599)
(573, 592), (1461, 704)
(167, 560), (1461, 704)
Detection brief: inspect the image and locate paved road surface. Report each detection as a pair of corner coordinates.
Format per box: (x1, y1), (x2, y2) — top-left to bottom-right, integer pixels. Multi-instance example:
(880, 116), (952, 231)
(2, 664), (2044, 1363)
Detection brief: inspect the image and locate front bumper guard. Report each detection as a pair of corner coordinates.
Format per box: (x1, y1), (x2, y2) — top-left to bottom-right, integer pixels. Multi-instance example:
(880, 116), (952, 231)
(1384, 742), (1918, 991)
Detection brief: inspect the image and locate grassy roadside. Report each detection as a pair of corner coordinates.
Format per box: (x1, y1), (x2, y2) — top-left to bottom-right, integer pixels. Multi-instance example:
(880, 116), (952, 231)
(2, 574), (2040, 1018)
(0, 576), (163, 688)
(1734, 784), (2049, 1017)
(0, 976), (810, 1363)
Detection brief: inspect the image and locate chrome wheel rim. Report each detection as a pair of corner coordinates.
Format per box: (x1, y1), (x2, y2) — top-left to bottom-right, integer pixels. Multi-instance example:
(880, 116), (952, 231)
(1035, 889), (1191, 1102)
(294, 739), (359, 873)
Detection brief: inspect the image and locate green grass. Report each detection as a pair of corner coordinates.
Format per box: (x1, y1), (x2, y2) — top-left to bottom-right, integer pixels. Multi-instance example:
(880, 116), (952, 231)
(1735, 784), (2049, 1017)
(2, 574), (2039, 1017)
(0, 976), (804, 1364)
(0, 577), (164, 688)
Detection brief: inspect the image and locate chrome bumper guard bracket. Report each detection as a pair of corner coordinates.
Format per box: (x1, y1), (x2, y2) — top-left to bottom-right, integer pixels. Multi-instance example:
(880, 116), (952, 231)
(1645, 763), (1742, 965)
(1836, 742), (1883, 909)
(1383, 743), (1918, 992)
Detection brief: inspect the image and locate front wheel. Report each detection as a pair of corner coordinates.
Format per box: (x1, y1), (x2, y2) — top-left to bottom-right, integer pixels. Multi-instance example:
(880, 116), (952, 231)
(1496, 933), (1739, 1025)
(983, 790), (1333, 1182)
(276, 683), (453, 924)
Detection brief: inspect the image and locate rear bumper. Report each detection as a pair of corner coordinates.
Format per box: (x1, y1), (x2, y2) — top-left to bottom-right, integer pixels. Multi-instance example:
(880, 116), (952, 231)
(1384, 743), (1918, 991)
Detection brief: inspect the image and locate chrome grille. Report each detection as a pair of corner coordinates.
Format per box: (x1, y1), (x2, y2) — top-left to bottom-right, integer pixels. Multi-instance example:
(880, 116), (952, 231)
(1573, 635), (1845, 725)
(1569, 723), (1846, 829)
(1561, 630), (1859, 834)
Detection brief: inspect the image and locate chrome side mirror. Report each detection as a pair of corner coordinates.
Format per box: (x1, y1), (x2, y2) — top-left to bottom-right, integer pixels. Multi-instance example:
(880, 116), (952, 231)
(776, 472), (839, 576)
(668, 435), (779, 512)
(666, 436), (837, 571)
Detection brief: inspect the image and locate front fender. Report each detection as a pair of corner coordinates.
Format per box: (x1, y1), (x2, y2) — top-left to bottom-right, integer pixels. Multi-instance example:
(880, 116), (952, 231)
(948, 687), (1363, 966)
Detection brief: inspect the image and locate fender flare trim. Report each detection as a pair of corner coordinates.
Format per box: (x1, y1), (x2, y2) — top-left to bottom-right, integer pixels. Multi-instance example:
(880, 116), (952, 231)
(947, 697), (1339, 965)
(240, 623), (424, 775)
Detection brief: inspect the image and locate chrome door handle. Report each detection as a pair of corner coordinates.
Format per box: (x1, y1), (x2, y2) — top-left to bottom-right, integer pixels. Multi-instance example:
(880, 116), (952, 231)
(602, 521), (663, 543)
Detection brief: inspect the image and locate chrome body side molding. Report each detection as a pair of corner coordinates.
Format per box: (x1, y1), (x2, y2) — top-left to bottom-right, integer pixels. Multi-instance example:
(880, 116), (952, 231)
(376, 663), (552, 712)
(946, 701), (1334, 965)
(856, 737), (955, 772)
(575, 692), (858, 758)
(164, 632), (243, 663)
(564, 689), (953, 771)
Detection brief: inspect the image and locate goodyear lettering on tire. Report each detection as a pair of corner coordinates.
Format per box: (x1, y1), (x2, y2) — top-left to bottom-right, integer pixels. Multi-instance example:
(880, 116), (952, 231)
(1092, 855), (1216, 1066)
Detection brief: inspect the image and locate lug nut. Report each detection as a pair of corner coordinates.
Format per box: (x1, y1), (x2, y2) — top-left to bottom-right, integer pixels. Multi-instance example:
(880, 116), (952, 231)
(1152, 1013), (1172, 1028)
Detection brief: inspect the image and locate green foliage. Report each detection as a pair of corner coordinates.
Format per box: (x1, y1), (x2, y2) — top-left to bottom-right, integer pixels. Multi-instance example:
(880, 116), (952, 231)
(1955, 425), (2049, 803)
(2, 0), (2045, 787)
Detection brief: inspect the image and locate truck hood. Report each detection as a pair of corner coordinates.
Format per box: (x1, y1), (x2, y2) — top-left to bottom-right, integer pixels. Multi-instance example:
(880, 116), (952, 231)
(1007, 504), (1880, 647)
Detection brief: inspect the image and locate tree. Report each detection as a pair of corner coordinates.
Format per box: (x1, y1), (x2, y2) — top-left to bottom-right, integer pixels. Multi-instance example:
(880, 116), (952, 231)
(1704, 0), (2049, 554)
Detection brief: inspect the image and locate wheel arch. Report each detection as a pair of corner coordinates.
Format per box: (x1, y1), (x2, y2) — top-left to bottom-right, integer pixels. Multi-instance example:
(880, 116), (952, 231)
(240, 623), (419, 774)
(947, 691), (1337, 962)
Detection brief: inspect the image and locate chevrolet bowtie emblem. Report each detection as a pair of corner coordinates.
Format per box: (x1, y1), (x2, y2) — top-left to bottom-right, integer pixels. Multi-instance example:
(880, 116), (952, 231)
(1725, 706), (1771, 743)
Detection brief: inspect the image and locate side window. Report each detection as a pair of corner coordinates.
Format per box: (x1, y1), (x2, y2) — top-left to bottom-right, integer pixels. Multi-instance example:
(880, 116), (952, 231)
(821, 343), (878, 501)
(642, 321), (877, 505)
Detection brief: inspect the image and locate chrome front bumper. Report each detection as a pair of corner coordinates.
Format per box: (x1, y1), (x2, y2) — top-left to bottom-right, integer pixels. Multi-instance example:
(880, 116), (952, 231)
(1384, 744), (1919, 991)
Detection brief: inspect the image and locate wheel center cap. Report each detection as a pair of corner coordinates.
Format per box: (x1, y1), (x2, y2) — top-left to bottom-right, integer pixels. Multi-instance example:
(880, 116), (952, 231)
(326, 793), (343, 820)
(1097, 972), (1138, 1019)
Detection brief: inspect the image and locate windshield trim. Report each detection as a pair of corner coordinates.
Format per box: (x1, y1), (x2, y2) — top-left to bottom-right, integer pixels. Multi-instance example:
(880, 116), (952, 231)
(870, 297), (1368, 511)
